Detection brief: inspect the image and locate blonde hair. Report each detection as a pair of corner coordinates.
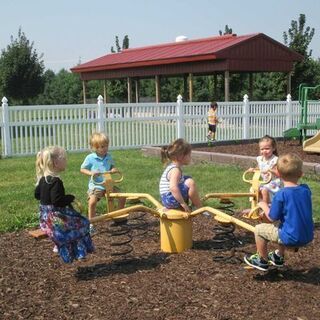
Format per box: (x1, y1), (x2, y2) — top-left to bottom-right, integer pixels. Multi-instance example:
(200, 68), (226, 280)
(277, 153), (303, 181)
(161, 138), (192, 165)
(90, 132), (109, 151)
(35, 146), (66, 184)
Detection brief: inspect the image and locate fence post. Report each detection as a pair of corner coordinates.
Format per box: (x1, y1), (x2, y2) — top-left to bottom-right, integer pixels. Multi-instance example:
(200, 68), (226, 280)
(176, 94), (185, 139)
(1, 97), (12, 157)
(286, 94), (292, 130)
(97, 95), (105, 132)
(243, 94), (249, 140)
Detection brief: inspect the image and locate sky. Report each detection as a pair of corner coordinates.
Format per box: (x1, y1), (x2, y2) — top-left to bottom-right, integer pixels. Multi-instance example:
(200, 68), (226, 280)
(1, 0), (319, 73)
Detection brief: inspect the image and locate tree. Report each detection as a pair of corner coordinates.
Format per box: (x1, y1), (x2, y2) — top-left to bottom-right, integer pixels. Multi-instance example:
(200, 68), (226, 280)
(283, 14), (316, 98)
(33, 69), (82, 105)
(110, 35), (129, 53)
(283, 14), (314, 58)
(252, 14), (319, 100)
(108, 35), (130, 102)
(0, 28), (45, 104)
(122, 35), (129, 50)
(219, 25), (233, 36)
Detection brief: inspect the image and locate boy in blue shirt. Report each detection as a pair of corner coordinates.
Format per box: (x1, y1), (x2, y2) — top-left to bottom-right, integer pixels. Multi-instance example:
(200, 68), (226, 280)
(244, 152), (314, 271)
(80, 132), (125, 231)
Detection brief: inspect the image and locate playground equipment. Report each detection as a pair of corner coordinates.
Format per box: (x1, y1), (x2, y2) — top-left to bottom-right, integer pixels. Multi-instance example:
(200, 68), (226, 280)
(202, 169), (271, 220)
(29, 168), (269, 254)
(303, 130), (320, 153)
(283, 84), (320, 153)
(88, 170), (268, 254)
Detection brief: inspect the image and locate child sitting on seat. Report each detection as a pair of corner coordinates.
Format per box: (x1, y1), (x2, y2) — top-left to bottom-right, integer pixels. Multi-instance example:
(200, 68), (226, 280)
(80, 132), (126, 232)
(249, 135), (282, 205)
(244, 153), (314, 271)
(35, 146), (94, 263)
(159, 138), (202, 213)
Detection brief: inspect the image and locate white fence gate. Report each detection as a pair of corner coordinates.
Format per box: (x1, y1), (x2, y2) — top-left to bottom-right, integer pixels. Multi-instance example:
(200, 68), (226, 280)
(1, 95), (320, 158)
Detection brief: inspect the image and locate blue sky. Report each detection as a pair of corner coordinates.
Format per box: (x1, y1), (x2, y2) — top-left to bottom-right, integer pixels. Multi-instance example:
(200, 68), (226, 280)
(1, 0), (319, 72)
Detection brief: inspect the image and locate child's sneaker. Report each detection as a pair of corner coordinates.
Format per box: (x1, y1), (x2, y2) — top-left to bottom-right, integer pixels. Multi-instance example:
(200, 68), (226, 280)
(89, 224), (96, 235)
(202, 211), (211, 217)
(268, 250), (284, 267)
(244, 253), (269, 271)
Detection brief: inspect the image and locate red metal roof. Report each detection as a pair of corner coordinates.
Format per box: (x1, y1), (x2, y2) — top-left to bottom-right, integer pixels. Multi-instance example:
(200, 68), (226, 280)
(71, 33), (303, 75)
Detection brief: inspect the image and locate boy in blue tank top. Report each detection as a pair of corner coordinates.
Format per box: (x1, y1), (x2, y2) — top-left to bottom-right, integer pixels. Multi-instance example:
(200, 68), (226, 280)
(244, 152), (314, 271)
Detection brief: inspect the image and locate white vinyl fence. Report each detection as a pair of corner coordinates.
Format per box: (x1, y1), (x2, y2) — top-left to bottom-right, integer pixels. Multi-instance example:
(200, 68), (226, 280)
(1, 94), (320, 158)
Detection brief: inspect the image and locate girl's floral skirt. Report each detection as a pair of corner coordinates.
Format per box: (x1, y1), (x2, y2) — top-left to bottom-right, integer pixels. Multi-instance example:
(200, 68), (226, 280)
(39, 204), (94, 263)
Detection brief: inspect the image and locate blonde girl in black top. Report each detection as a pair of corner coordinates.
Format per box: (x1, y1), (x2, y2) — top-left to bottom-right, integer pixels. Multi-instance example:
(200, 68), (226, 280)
(35, 146), (94, 263)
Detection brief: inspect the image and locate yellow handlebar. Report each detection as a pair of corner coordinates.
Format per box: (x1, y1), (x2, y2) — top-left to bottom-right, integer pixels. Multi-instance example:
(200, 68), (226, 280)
(242, 169), (272, 185)
(91, 171), (124, 185)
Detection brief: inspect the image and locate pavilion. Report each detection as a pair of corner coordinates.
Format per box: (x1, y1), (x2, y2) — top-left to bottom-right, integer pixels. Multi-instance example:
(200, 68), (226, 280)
(71, 33), (303, 103)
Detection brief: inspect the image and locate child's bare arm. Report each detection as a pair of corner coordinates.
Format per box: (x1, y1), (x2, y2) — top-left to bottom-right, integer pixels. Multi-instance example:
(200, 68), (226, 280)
(80, 168), (91, 176)
(258, 201), (273, 222)
(80, 168), (99, 177)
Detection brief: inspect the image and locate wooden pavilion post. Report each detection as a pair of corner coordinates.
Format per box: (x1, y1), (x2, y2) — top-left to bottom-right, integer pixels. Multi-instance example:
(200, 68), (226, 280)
(249, 73), (253, 100)
(82, 80), (87, 104)
(213, 73), (217, 100)
(183, 74), (188, 101)
(224, 71), (230, 102)
(103, 80), (107, 103)
(188, 73), (193, 102)
(287, 72), (292, 95)
(155, 75), (160, 103)
(127, 77), (132, 103)
(135, 79), (140, 103)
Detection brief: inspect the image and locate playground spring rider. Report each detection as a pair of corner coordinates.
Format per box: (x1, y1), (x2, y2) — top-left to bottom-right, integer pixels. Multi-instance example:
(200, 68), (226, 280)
(89, 171), (256, 253)
(283, 83), (320, 146)
(202, 168), (272, 220)
(91, 170), (128, 220)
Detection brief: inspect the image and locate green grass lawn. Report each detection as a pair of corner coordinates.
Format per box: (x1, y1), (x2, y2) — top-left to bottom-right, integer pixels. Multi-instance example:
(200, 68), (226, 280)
(1, 149), (319, 232)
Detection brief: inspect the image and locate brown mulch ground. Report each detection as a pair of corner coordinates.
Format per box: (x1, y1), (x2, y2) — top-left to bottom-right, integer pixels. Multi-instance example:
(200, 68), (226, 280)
(1, 141), (320, 320)
(194, 139), (320, 164)
(1, 214), (320, 320)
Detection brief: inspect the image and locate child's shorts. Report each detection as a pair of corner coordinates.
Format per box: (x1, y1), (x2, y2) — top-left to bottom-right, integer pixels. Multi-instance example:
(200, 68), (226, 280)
(255, 223), (282, 244)
(208, 124), (216, 133)
(87, 186), (121, 201)
(160, 176), (190, 209)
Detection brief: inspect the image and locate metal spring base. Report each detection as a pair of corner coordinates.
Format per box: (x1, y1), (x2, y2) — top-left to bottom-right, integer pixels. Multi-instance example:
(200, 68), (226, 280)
(107, 220), (133, 257)
(211, 200), (245, 264)
(106, 212), (153, 258)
